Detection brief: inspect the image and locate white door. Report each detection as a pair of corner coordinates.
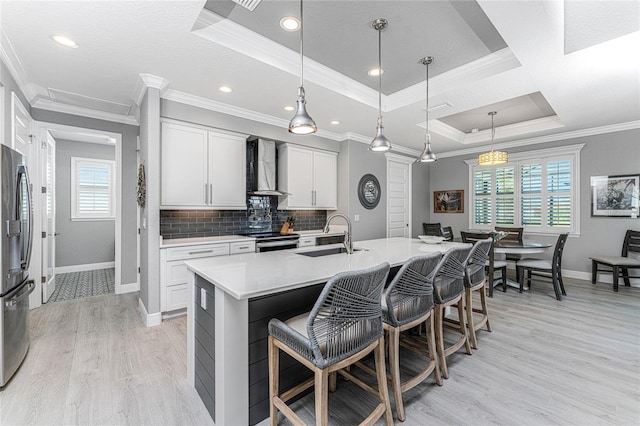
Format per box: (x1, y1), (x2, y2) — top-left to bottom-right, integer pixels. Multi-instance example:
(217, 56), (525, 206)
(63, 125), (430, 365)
(386, 155), (412, 238)
(42, 131), (56, 302)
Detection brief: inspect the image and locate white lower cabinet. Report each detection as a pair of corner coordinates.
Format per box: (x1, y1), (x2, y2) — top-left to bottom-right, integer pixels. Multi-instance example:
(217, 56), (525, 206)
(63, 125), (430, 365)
(160, 240), (255, 314)
(298, 236), (316, 247)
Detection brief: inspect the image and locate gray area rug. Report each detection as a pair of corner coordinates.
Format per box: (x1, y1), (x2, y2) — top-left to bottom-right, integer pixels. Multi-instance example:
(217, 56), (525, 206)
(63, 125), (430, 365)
(48, 268), (115, 303)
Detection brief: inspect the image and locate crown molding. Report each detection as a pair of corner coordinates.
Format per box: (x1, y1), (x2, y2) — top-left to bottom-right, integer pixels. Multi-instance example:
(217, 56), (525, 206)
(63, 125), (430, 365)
(0, 29), (38, 103)
(463, 143), (585, 166)
(384, 48), (520, 111)
(439, 120), (640, 159)
(132, 73), (169, 106)
(428, 120), (466, 143)
(462, 116), (564, 144)
(31, 97), (139, 126)
(162, 89), (344, 141)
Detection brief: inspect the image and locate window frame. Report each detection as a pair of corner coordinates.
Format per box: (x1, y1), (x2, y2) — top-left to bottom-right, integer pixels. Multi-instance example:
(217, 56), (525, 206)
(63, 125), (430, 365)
(71, 156), (116, 220)
(466, 144), (584, 236)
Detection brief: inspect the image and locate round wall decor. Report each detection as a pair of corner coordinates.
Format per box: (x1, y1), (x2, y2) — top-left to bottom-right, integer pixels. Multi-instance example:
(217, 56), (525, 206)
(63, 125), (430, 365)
(358, 174), (381, 209)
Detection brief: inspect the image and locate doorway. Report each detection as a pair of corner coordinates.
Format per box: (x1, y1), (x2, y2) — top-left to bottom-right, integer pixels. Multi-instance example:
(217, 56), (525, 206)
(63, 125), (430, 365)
(386, 154), (413, 238)
(36, 121), (124, 303)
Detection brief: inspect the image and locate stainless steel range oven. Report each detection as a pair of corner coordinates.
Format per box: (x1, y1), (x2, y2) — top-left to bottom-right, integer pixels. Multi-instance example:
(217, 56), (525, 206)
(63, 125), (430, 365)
(248, 232), (300, 252)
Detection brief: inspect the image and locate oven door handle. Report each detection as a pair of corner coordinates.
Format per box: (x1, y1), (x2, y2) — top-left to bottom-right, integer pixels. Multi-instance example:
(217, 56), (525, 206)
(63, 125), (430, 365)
(256, 240), (299, 248)
(5, 280), (35, 307)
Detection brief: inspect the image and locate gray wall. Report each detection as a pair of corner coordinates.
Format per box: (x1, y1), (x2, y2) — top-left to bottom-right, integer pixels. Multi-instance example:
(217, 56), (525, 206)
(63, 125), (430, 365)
(427, 128), (640, 278)
(346, 141), (388, 241)
(412, 161), (431, 237)
(55, 139), (115, 267)
(31, 109), (139, 285)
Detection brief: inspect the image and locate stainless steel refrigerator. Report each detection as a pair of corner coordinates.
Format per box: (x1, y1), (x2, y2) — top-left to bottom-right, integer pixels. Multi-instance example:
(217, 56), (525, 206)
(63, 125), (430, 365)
(0, 145), (34, 388)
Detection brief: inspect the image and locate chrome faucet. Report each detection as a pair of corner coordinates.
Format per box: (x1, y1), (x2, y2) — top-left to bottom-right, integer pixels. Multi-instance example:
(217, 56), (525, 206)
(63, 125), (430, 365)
(323, 213), (353, 254)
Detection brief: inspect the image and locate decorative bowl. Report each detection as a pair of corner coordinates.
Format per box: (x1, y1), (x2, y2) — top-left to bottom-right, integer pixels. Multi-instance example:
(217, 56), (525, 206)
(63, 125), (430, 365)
(418, 235), (445, 244)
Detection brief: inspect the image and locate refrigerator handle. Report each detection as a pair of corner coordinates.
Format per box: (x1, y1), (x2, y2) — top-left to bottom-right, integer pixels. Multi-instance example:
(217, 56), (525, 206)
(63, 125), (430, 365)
(5, 280), (35, 307)
(18, 165), (33, 270)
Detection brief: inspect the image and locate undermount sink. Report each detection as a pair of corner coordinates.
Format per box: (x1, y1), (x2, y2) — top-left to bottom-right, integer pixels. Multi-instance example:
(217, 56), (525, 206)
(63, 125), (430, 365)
(296, 247), (366, 257)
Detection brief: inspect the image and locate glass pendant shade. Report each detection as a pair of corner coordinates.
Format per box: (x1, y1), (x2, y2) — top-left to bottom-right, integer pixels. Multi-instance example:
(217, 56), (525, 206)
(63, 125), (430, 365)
(289, 87), (317, 134)
(288, 0), (317, 135)
(478, 111), (508, 166)
(478, 150), (508, 165)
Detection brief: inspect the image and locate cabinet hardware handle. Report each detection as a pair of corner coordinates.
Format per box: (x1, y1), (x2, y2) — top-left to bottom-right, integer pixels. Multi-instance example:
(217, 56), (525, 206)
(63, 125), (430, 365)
(209, 184), (213, 205)
(189, 250), (214, 255)
(236, 246), (249, 250)
(205, 183), (208, 204)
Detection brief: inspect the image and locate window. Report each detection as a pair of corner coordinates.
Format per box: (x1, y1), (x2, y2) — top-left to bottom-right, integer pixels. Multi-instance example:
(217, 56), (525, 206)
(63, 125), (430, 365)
(71, 157), (115, 220)
(467, 144), (583, 235)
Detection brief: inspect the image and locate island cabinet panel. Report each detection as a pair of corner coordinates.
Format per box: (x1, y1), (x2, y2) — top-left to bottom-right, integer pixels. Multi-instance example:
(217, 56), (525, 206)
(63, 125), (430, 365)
(247, 283), (325, 425)
(194, 275), (216, 421)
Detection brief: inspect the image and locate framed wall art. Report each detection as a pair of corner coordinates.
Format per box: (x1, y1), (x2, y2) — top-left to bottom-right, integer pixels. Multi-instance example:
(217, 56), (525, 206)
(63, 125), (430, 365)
(434, 189), (464, 213)
(591, 174), (639, 218)
(358, 174), (381, 209)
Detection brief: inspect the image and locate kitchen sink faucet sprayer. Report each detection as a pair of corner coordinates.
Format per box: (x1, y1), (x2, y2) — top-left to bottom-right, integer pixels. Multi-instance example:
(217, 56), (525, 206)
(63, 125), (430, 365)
(323, 213), (353, 254)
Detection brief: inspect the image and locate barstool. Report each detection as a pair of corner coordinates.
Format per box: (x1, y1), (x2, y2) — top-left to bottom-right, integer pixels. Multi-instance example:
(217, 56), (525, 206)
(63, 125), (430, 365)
(447, 238), (494, 350)
(429, 246), (473, 379)
(268, 263), (393, 426)
(382, 253), (443, 421)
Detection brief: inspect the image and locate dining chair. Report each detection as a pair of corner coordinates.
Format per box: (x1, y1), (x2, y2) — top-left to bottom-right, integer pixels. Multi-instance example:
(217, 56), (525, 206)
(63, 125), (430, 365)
(516, 233), (569, 301)
(590, 230), (640, 292)
(268, 263), (393, 426)
(495, 226), (524, 280)
(429, 245), (473, 379)
(441, 226), (454, 241)
(460, 231), (508, 297)
(380, 253), (443, 421)
(422, 222), (442, 237)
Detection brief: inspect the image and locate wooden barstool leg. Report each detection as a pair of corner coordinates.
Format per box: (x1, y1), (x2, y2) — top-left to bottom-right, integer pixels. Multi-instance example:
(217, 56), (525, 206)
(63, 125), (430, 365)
(480, 283), (491, 332)
(374, 338), (394, 426)
(425, 314), (443, 386)
(314, 368), (329, 426)
(387, 327), (404, 421)
(268, 336), (279, 426)
(457, 298), (472, 355)
(434, 304), (448, 379)
(465, 288), (477, 349)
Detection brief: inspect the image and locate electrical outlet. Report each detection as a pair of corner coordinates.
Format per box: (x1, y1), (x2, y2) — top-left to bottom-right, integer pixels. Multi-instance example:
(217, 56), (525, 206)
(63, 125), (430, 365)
(354, 214), (360, 222)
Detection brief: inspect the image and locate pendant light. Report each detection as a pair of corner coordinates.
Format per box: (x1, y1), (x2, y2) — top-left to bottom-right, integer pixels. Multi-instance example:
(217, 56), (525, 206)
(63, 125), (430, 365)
(417, 56), (437, 162)
(478, 111), (508, 166)
(369, 18), (391, 152)
(288, 0), (317, 135)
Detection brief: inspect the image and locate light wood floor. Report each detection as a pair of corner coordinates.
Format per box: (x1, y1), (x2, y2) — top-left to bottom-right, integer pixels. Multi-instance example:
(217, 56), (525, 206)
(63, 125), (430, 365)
(1, 278), (638, 425)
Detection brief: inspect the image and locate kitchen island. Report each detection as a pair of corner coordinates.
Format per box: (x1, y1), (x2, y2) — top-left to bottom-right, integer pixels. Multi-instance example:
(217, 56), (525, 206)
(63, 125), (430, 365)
(185, 237), (468, 425)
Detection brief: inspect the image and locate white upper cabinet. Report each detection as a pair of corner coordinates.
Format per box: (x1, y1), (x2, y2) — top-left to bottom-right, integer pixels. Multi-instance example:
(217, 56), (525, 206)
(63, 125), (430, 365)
(161, 121), (247, 209)
(278, 144), (337, 210)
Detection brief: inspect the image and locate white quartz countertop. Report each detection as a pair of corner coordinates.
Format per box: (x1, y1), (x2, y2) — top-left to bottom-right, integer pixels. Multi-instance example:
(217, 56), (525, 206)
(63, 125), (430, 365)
(185, 237), (470, 300)
(295, 229), (345, 237)
(160, 235), (254, 248)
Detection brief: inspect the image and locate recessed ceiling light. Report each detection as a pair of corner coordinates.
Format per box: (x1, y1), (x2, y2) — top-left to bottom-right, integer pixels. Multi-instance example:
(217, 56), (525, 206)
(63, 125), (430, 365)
(219, 86), (233, 93)
(330, 120), (340, 125)
(280, 17), (300, 31)
(52, 35), (78, 48)
(284, 105), (295, 111)
(368, 67), (384, 77)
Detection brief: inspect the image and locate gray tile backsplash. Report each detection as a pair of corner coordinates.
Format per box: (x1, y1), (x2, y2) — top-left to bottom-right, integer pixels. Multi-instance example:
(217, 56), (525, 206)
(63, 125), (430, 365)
(160, 196), (327, 239)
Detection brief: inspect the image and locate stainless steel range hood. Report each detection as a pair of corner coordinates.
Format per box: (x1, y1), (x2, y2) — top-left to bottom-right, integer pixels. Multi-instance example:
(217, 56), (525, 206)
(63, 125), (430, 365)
(247, 139), (286, 196)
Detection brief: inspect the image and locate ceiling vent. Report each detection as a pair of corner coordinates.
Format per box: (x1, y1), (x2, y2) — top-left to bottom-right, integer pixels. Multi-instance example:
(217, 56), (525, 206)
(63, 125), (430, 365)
(232, 0), (262, 12)
(48, 88), (132, 116)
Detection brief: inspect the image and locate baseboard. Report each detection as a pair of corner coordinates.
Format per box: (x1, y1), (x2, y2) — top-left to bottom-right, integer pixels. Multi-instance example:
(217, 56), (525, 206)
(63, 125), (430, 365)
(56, 261), (115, 274)
(138, 297), (162, 327)
(162, 308), (186, 320)
(562, 269), (640, 288)
(116, 281), (139, 295)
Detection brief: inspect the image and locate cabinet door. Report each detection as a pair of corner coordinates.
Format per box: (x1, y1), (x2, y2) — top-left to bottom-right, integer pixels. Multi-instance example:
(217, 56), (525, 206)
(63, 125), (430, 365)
(161, 122), (208, 206)
(208, 130), (247, 209)
(313, 151), (337, 209)
(283, 147), (314, 208)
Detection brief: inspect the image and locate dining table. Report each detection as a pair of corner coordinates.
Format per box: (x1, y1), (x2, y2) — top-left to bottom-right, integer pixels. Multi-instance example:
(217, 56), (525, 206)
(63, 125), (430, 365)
(493, 240), (552, 290)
